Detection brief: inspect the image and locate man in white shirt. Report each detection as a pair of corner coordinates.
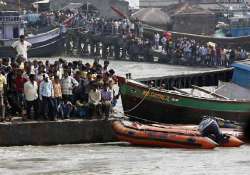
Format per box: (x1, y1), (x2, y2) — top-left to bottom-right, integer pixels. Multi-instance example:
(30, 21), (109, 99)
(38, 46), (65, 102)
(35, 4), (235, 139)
(154, 32), (160, 50)
(12, 35), (32, 61)
(88, 84), (101, 118)
(24, 74), (39, 120)
(39, 74), (55, 120)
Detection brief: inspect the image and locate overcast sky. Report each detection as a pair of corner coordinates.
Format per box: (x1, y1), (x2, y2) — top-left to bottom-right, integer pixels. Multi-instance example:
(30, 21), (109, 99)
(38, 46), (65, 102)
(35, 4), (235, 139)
(125, 0), (139, 8)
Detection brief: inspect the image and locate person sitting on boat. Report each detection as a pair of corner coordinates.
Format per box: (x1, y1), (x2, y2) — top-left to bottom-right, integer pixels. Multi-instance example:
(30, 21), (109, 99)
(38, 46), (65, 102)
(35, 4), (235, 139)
(198, 116), (227, 143)
(11, 35), (32, 61)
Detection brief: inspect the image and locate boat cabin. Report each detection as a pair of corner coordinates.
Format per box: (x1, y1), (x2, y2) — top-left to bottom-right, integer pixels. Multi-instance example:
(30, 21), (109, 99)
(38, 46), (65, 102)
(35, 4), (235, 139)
(0, 11), (24, 40)
(232, 63), (250, 88)
(228, 16), (250, 37)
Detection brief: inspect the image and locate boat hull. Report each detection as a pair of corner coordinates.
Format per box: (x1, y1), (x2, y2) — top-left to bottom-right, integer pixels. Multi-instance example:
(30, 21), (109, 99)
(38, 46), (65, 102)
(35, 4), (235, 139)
(119, 77), (250, 124)
(0, 34), (66, 58)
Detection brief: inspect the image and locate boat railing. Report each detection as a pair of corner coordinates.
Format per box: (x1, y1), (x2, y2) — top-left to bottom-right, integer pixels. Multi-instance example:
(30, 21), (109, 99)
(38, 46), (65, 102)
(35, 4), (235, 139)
(149, 84), (235, 101)
(0, 16), (21, 22)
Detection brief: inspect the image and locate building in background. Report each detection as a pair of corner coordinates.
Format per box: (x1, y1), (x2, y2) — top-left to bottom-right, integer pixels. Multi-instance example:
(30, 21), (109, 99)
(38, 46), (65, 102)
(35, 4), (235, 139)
(139, 0), (250, 8)
(172, 6), (216, 35)
(50, 0), (129, 19)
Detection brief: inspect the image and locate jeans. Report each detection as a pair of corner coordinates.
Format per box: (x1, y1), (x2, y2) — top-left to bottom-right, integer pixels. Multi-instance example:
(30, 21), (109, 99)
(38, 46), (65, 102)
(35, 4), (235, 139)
(62, 94), (73, 103)
(17, 93), (24, 109)
(0, 91), (5, 120)
(76, 107), (89, 118)
(58, 103), (73, 119)
(41, 96), (55, 120)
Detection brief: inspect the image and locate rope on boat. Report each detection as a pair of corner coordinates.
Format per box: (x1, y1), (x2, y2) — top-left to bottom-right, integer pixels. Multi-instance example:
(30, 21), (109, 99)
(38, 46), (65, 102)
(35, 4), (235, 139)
(113, 111), (168, 125)
(112, 112), (200, 136)
(113, 110), (242, 129)
(123, 87), (152, 113)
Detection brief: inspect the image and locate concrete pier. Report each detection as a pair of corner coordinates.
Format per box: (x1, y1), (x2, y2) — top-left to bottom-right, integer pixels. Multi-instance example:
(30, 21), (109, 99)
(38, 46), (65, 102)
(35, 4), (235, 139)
(0, 119), (117, 146)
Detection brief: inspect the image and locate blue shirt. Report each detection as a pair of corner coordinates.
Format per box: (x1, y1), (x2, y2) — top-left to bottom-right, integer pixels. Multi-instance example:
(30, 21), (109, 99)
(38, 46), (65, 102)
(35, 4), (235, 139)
(101, 89), (112, 101)
(39, 80), (54, 99)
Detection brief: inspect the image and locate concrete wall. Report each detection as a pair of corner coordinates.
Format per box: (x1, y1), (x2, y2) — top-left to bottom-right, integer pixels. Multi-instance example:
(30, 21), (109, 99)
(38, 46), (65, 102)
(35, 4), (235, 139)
(50, 0), (129, 19)
(172, 13), (216, 35)
(0, 119), (117, 146)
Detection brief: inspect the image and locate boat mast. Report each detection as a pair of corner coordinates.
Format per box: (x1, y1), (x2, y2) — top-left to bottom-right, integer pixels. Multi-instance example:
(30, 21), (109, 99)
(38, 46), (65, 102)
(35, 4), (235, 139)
(18, 0), (21, 12)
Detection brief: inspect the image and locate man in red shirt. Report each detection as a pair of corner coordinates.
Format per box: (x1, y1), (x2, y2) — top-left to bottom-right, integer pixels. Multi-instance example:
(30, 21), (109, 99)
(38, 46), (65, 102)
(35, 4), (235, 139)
(15, 69), (27, 116)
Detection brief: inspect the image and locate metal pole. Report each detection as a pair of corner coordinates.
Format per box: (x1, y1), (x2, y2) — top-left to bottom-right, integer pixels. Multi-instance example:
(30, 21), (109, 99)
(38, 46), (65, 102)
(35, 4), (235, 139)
(87, 1), (89, 19)
(18, 0), (21, 12)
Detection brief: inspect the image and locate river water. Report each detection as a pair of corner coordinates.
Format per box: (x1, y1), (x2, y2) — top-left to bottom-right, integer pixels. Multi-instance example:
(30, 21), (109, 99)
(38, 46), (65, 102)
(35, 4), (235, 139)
(0, 58), (249, 175)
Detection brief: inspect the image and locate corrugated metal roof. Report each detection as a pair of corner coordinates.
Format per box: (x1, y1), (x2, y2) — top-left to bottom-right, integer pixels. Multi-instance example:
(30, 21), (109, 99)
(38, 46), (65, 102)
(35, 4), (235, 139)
(131, 8), (170, 26)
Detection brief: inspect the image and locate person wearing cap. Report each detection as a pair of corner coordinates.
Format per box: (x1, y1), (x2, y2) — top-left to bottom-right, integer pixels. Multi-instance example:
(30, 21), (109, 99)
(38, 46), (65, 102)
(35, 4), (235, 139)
(39, 73), (55, 120)
(12, 35), (32, 61)
(24, 74), (39, 120)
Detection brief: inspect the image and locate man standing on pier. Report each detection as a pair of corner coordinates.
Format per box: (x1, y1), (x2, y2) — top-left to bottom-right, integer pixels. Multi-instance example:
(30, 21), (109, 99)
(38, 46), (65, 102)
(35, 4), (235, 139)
(24, 74), (39, 120)
(12, 35), (32, 61)
(39, 74), (55, 120)
(0, 70), (7, 122)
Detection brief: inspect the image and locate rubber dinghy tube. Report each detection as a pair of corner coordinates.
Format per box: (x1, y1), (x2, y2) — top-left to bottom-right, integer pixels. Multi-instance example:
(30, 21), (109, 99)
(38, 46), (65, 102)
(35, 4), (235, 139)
(218, 135), (244, 147)
(112, 120), (218, 149)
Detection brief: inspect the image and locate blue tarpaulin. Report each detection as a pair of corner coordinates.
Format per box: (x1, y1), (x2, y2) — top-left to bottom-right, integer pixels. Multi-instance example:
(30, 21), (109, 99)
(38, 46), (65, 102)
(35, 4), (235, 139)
(232, 63), (250, 89)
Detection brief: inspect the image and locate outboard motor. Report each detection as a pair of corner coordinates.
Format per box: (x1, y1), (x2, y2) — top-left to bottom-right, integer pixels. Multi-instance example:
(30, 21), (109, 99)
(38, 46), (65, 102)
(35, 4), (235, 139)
(244, 118), (250, 143)
(199, 116), (229, 144)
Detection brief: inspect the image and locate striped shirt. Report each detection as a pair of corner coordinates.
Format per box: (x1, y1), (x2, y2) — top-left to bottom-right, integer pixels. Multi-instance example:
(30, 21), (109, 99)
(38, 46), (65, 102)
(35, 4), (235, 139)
(61, 76), (79, 95)
(101, 89), (112, 101)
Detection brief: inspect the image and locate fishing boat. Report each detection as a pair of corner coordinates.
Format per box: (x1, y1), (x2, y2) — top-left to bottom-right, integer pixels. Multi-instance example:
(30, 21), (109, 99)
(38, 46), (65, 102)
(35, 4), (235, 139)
(0, 11), (66, 58)
(117, 76), (250, 124)
(112, 120), (244, 149)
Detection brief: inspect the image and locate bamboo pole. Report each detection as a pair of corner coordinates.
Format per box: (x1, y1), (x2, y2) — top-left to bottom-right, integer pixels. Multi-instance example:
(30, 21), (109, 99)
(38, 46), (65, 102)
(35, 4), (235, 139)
(191, 85), (229, 100)
(172, 87), (190, 95)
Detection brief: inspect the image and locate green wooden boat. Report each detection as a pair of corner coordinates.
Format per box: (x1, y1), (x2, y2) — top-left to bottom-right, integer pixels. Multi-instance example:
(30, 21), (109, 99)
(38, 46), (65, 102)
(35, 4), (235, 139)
(118, 76), (250, 124)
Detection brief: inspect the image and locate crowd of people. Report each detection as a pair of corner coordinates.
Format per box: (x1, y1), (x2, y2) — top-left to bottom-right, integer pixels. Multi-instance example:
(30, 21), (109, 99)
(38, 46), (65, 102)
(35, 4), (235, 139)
(2, 10), (248, 122)
(79, 15), (248, 67)
(0, 56), (119, 122)
(153, 34), (248, 67)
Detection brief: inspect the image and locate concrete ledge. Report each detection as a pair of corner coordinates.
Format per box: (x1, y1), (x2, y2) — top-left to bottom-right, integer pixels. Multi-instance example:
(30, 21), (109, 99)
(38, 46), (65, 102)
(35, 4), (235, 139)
(0, 119), (117, 146)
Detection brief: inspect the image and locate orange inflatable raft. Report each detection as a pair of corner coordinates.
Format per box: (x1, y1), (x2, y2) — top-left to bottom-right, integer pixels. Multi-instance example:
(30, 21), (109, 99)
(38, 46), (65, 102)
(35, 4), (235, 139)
(149, 123), (244, 147)
(112, 120), (217, 149)
(112, 120), (244, 149)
